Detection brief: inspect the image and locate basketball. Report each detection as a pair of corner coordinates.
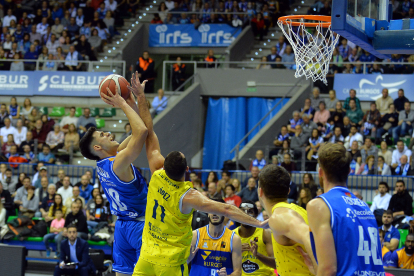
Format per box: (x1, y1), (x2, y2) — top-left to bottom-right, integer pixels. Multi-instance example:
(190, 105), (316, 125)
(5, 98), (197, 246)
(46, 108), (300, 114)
(99, 74), (130, 101)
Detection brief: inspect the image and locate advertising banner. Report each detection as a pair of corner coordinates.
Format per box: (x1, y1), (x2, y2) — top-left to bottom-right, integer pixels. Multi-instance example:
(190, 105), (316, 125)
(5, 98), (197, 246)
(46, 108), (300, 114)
(334, 74), (413, 101)
(0, 71), (110, 97)
(149, 24), (241, 47)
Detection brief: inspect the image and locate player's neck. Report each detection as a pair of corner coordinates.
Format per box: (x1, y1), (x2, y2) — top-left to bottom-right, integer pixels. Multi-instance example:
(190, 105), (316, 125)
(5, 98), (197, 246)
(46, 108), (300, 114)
(208, 223), (225, 238)
(239, 225), (256, 238)
(323, 181), (347, 193)
(263, 198), (287, 215)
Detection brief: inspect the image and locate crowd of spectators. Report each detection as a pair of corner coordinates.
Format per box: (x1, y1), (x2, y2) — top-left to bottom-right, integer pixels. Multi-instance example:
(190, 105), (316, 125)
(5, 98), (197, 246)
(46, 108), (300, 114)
(0, 97), (102, 164)
(0, 0), (132, 72)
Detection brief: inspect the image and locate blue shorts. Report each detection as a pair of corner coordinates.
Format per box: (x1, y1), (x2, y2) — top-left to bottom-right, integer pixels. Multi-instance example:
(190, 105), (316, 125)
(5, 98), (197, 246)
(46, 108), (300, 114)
(113, 219), (145, 274)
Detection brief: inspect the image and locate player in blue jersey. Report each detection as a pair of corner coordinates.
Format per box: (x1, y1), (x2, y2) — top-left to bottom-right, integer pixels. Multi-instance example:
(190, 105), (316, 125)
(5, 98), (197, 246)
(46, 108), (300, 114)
(79, 75), (156, 276)
(303, 143), (385, 276)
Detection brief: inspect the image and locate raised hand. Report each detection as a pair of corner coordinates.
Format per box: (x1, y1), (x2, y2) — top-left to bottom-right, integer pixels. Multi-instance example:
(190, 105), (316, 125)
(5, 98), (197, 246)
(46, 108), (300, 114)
(128, 71), (148, 98)
(216, 267), (227, 276)
(249, 240), (258, 257)
(101, 87), (127, 108)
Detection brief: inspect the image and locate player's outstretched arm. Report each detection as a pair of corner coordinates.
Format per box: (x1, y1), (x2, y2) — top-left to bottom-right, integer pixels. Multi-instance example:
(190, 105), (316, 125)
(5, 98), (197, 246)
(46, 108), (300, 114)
(228, 235), (242, 276)
(129, 71), (164, 174)
(269, 207), (318, 273)
(101, 88), (148, 176)
(182, 189), (267, 228)
(306, 198), (337, 276)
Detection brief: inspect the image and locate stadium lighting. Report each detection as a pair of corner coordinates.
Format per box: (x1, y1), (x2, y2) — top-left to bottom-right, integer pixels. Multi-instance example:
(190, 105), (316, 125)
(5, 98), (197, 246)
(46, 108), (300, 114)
(113, 70), (116, 72)
(153, 0), (156, 3)
(113, 47), (116, 50)
(96, 66), (99, 69)
(259, 48), (262, 51)
(121, 39), (124, 41)
(114, 124), (117, 127)
(78, 161), (81, 164)
(124, 33), (127, 36)
(255, 52), (258, 55)
(119, 120), (122, 123)
(128, 29), (131, 32)
(302, 1), (304, 3)
(117, 41), (120, 44)
(136, 21), (138, 24)
(150, 5), (153, 8)
(132, 24), (135, 27)
(271, 33), (274, 37)
(105, 56), (107, 59)
(294, 8), (297, 11)
(250, 58), (254, 61)
(264, 43), (267, 46)
(139, 16), (142, 19)
(108, 50), (112, 53)
(146, 8), (149, 10)
(143, 13), (146, 16)
(100, 59), (103, 62)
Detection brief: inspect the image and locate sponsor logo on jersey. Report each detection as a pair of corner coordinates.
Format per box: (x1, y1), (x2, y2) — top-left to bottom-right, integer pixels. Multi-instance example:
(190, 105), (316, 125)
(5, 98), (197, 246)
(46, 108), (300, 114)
(346, 208), (357, 222)
(97, 167), (110, 178)
(201, 250), (211, 260)
(342, 196), (367, 207)
(346, 208), (375, 223)
(203, 242), (208, 248)
(221, 241), (226, 248)
(345, 192), (352, 197)
(353, 271), (385, 276)
(242, 260), (259, 273)
(254, 237), (259, 242)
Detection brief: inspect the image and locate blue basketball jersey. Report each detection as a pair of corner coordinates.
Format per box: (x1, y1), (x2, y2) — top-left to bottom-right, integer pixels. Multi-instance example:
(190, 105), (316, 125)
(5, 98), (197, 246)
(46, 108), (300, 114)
(96, 156), (147, 220)
(310, 186), (385, 276)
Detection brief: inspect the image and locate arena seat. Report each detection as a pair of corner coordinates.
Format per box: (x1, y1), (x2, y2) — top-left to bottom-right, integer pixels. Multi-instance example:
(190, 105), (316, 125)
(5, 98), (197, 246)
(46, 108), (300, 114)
(49, 107), (65, 117)
(95, 118), (106, 129)
(399, 229), (409, 249)
(38, 106), (48, 115)
(90, 107), (100, 117)
(100, 108), (116, 117)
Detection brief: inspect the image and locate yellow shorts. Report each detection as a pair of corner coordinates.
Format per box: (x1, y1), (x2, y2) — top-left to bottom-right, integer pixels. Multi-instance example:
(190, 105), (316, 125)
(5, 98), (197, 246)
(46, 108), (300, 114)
(133, 258), (189, 276)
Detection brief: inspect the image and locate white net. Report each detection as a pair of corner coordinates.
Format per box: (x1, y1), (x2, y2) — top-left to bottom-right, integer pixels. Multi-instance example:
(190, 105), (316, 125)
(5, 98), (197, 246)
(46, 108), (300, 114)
(277, 19), (340, 85)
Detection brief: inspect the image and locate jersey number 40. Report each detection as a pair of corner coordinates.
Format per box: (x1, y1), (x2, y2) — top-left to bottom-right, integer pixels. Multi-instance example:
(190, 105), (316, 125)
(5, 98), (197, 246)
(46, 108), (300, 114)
(357, 226), (383, 266)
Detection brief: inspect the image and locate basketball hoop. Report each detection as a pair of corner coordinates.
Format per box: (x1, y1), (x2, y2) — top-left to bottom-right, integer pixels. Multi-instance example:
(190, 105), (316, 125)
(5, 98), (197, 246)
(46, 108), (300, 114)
(277, 15), (340, 85)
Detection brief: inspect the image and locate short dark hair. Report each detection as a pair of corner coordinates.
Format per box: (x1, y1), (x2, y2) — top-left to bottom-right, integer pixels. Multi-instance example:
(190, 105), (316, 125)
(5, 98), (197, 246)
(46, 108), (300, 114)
(79, 127), (100, 161)
(70, 106), (76, 110)
(383, 210), (393, 217)
(222, 170), (230, 177)
(225, 184), (235, 191)
(5, 168), (11, 173)
(397, 140), (404, 145)
(23, 176), (31, 182)
(396, 179), (405, 186)
(67, 224), (77, 231)
(164, 151), (187, 181)
(259, 164), (290, 201)
(349, 99), (356, 104)
(240, 199), (259, 217)
(378, 181), (389, 192)
(318, 143), (351, 184)
(42, 144), (50, 150)
(55, 209), (63, 213)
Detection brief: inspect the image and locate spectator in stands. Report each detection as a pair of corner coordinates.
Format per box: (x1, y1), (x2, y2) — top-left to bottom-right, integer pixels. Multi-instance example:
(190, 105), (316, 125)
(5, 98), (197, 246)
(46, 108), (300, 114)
(281, 153), (296, 173)
(3, 9), (16, 27)
(76, 175), (93, 201)
(361, 137), (378, 161)
(42, 53), (57, 71)
(391, 140), (412, 169)
(52, 17), (64, 37)
(380, 210), (400, 251)
(346, 99), (364, 126)
(34, 167), (53, 191)
(19, 185), (39, 218)
(64, 186), (85, 215)
(313, 101), (330, 125)
(36, 177), (51, 202)
(392, 102), (414, 142)
(387, 233), (414, 269)
(297, 188), (312, 209)
(376, 103), (398, 143)
(300, 98), (315, 120)
(77, 108), (96, 138)
(48, 193), (66, 220)
(238, 177), (259, 202)
(388, 179), (414, 218)
(275, 36), (286, 56)
(0, 181), (13, 219)
(86, 194), (110, 231)
(267, 46), (279, 68)
(55, 203), (89, 259)
(27, 108), (41, 130)
(9, 52), (23, 71)
(80, 21), (92, 39)
(41, 114), (55, 135)
(14, 119), (26, 147)
(46, 34), (60, 56)
(242, 166), (259, 189)
(64, 124), (80, 153)
(0, 104), (10, 129)
(256, 56), (271, 69)
(29, 24), (42, 44)
(378, 155), (391, 175)
(21, 144), (35, 163)
(393, 154), (413, 176)
(328, 126), (344, 143)
(349, 140), (362, 163)
(325, 90), (339, 113)
(55, 170), (66, 190)
(3, 168), (17, 192)
(287, 110), (303, 134)
(290, 124), (308, 153)
(300, 113), (318, 139)
(44, 208), (65, 257)
(38, 144), (55, 164)
(172, 57), (186, 91)
(136, 50), (155, 93)
(360, 102), (381, 137)
(273, 125), (289, 148)
(344, 125), (363, 149)
(249, 150), (266, 170)
(371, 182), (391, 225)
(394, 88), (409, 112)
(204, 49), (217, 69)
(206, 182), (221, 200)
(310, 87), (326, 110)
(343, 89), (362, 111)
(356, 155), (375, 175)
(24, 44), (39, 71)
(88, 29), (102, 57)
(40, 184), (56, 222)
(276, 140), (294, 164)
(65, 45), (82, 71)
(224, 184), (242, 207)
(20, 98), (33, 120)
(376, 88), (394, 115)
(281, 45), (294, 68)
(60, 107), (78, 132)
(46, 124), (64, 152)
(251, 13), (265, 40)
(301, 173), (317, 198)
(14, 176), (30, 206)
(20, 131), (34, 153)
(37, 17), (49, 36)
(57, 176), (73, 204)
(152, 89), (168, 115)
(305, 128), (323, 161)
(231, 178), (241, 193)
(118, 122), (131, 143)
(0, 117), (17, 144)
(67, 17), (80, 38)
(1, 134), (16, 155)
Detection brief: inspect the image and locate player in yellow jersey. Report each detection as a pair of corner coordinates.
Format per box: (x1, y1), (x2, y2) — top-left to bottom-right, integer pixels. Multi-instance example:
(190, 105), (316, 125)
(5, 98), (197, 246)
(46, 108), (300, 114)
(258, 164), (317, 276)
(127, 86), (268, 276)
(233, 200), (275, 276)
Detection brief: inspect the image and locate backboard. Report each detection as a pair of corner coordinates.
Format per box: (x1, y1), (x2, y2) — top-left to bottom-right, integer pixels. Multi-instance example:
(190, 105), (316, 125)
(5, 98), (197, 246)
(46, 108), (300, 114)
(332, 0), (414, 58)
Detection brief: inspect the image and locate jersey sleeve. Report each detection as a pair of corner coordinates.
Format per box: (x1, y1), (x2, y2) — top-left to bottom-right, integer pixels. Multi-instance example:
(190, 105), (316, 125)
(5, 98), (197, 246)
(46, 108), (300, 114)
(386, 250), (398, 268)
(391, 229), (400, 241)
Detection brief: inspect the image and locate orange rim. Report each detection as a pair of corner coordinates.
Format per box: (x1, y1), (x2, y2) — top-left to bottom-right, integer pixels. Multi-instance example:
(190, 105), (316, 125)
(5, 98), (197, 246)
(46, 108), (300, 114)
(278, 15), (331, 27)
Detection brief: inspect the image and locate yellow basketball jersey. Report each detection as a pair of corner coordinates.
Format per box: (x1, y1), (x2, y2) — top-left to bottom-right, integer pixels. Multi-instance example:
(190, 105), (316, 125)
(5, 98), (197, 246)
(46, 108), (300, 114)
(271, 202), (313, 276)
(140, 169), (194, 267)
(233, 227), (275, 276)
